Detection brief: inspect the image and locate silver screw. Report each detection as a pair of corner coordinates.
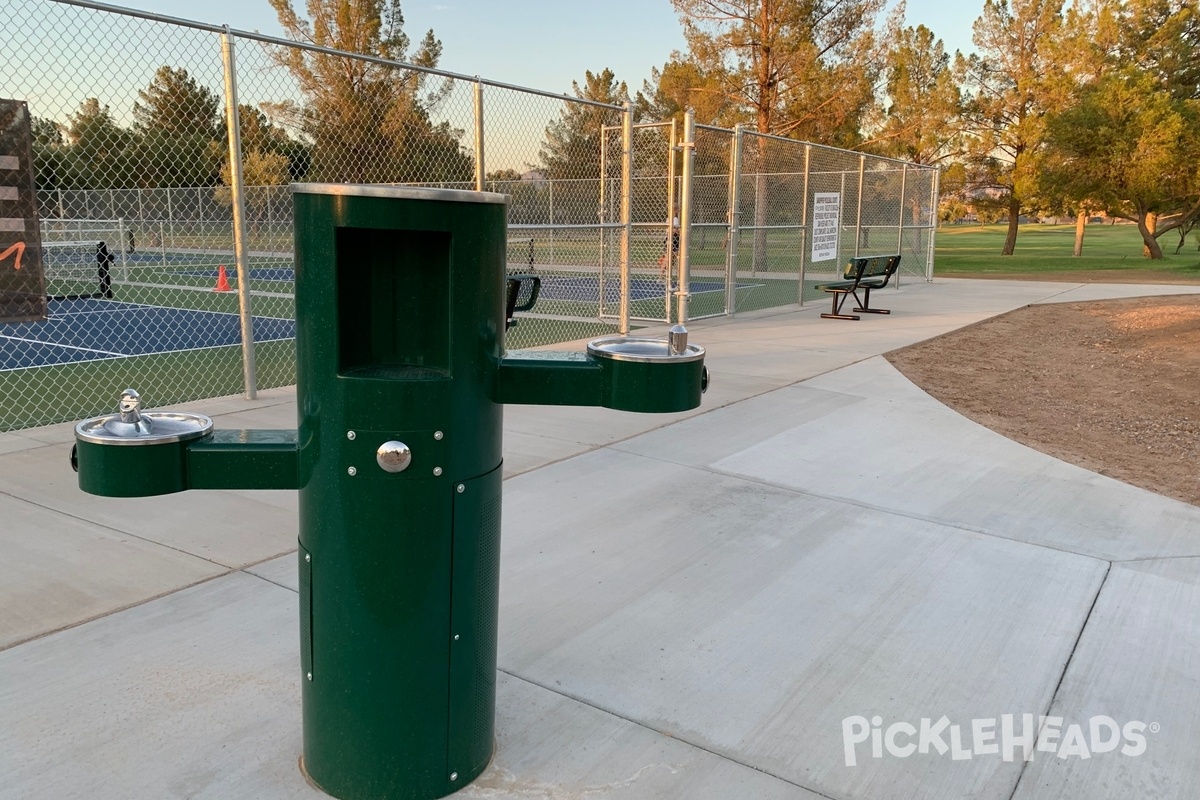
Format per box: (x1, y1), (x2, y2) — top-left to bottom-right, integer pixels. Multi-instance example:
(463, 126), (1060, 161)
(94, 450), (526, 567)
(307, 672), (312, 681)
(453, 634), (460, 641)
(347, 466), (357, 476)
(456, 484), (465, 493)
(305, 554), (310, 562)
(346, 430), (356, 440)
(450, 772), (458, 781)
(434, 431), (444, 440)
(433, 467), (443, 476)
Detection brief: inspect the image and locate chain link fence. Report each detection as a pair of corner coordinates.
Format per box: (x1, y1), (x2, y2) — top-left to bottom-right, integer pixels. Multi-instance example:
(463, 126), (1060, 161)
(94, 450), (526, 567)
(0, 0), (937, 431)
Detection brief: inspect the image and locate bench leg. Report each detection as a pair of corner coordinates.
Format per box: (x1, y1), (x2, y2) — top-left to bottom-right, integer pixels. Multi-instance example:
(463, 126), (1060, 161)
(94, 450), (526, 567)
(821, 290), (860, 320)
(851, 286), (890, 315)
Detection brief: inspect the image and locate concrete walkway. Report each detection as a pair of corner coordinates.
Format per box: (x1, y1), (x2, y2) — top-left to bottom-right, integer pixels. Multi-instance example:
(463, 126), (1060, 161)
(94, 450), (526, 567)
(2, 278), (1199, 799)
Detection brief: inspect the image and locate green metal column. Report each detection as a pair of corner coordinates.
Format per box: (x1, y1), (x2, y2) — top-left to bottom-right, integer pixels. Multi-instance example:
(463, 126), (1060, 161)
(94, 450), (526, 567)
(293, 185), (507, 800)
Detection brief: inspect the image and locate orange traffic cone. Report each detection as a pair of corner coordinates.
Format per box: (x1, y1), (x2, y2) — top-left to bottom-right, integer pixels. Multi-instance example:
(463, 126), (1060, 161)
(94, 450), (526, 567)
(213, 264), (232, 292)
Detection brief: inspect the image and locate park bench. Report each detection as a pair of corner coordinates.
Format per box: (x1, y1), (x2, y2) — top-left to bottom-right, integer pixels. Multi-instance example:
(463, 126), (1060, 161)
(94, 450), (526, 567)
(505, 273), (540, 330)
(814, 254), (901, 320)
(504, 236), (540, 330)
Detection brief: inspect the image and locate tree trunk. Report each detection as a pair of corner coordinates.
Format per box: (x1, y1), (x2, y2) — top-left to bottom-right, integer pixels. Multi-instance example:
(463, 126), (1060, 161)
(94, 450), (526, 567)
(753, 109), (770, 274)
(910, 198), (923, 255)
(1137, 214), (1164, 259)
(1002, 196), (1020, 255)
(1073, 210), (1086, 257)
(753, 171), (768, 273)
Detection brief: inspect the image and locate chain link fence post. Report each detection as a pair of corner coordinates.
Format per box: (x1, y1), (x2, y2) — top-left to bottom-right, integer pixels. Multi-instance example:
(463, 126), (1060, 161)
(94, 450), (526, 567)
(724, 123), (742, 317)
(599, 128), (609, 320)
(619, 101), (632, 335)
(854, 154), (865, 258)
(676, 110), (696, 325)
(928, 169), (940, 281)
(666, 117), (678, 322)
(798, 144), (811, 306)
(473, 80), (484, 192)
(897, 162), (908, 268)
(220, 26), (256, 399)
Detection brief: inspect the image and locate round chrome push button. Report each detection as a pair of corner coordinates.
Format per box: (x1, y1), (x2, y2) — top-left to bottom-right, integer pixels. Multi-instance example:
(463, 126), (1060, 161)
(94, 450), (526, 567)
(376, 441), (412, 473)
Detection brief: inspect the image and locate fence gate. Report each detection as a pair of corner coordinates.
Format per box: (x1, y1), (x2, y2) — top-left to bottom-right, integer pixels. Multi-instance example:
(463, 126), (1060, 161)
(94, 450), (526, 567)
(600, 119), (677, 326)
(688, 125), (735, 319)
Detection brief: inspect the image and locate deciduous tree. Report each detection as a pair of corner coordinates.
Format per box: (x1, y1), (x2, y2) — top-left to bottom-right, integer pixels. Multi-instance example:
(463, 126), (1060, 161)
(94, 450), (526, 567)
(670, 0), (886, 143)
(869, 24), (963, 166)
(216, 105), (303, 225)
(538, 69), (641, 225)
(1041, 71), (1200, 259)
(30, 117), (67, 193)
(641, 57), (734, 128)
(64, 98), (134, 190)
(267, 0), (472, 183)
(1118, 0), (1200, 100)
(539, 69), (636, 181)
(132, 66), (221, 140)
(127, 67), (224, 188)
(957, 0), (1067, 255)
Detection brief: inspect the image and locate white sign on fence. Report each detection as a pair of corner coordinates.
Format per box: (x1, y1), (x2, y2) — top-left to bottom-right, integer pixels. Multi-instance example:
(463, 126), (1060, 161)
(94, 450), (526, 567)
(811, 192), (841, 262)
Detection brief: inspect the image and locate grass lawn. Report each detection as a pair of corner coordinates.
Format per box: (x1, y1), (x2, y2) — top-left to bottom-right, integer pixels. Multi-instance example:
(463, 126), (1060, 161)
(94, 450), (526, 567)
(936, 223), (1200, 282)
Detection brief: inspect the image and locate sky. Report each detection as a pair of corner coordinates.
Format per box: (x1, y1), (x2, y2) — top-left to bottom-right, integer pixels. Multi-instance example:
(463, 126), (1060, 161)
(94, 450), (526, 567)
(109, 0), (982, 98)
(12, 0), (982, 171)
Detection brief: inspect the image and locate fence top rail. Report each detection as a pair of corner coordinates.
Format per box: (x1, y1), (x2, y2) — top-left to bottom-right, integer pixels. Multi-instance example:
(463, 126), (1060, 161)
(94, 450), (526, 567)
(508, 223), (622, 230)
(48, 0), (626, 111)
(602, 122), (673, 133)
(696, 125), (935, 171)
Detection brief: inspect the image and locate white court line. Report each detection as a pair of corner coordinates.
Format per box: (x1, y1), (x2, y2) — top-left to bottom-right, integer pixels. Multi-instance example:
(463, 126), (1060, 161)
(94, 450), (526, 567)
(52, 306), (145, 318)
(0, 352), (126, 373)
(135, 335), (295, 360)
(0, 334), (296, 373)
(0, 333), (126, 357)
(51, 303), (142, 316)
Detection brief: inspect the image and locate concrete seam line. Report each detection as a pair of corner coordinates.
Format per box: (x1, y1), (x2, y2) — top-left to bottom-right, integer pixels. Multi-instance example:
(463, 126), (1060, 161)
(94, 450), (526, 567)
(1004, 561), (1112, 800)
(0, 569), (234, 653)
(497, 669), (842, 800)
(0, 487), (236, 569)
(617, 451), (1112, 563)
(1108, 553), (1200, 565)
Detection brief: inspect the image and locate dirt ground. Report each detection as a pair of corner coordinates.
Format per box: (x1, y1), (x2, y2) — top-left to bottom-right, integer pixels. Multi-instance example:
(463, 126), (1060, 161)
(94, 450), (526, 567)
(885, 294), (1200, 507)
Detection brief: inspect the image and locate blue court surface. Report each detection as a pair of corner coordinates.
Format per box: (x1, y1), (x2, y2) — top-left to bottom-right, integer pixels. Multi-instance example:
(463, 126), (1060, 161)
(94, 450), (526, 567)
(0, 298), (295, 371)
